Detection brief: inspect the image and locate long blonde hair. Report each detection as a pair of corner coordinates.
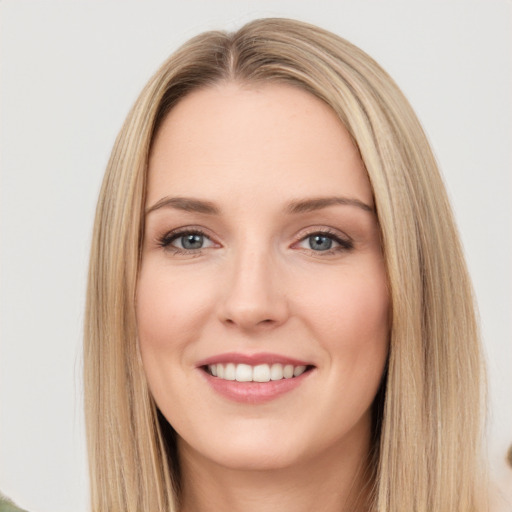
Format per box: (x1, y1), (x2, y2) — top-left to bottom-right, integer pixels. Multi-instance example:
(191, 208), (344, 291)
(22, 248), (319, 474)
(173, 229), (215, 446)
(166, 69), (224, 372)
(84, 18), (487, 511)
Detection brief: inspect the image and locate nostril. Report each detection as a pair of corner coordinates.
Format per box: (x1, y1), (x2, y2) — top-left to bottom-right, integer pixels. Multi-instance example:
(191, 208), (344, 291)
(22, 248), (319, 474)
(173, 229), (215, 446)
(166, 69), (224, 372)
(222, 314), (282, 330)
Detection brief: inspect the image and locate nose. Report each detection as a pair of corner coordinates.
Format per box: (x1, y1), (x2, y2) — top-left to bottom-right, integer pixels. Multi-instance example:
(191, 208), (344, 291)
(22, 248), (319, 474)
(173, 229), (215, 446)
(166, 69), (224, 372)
(218, 246), (289, 332)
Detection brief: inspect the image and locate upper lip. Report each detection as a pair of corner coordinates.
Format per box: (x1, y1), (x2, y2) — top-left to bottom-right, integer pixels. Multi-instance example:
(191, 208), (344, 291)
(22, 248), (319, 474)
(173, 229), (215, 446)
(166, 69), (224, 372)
(196, 352), (314, 367)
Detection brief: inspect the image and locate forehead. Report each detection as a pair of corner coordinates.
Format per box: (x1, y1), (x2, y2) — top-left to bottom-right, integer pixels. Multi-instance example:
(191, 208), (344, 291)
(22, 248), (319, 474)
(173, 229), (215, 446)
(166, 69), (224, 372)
(147, 82), (372, 208)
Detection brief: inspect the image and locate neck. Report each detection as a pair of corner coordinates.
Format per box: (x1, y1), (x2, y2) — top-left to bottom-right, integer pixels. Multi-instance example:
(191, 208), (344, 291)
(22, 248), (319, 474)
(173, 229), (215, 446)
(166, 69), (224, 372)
(177, 427), (374, 512)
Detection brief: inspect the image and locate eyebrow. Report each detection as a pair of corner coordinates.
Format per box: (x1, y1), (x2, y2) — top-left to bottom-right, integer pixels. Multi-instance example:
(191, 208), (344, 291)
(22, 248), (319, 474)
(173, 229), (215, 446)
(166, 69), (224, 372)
(145, 196), (220, 215)
(145, 195), (374, 216)
(285, 196), (374, 214)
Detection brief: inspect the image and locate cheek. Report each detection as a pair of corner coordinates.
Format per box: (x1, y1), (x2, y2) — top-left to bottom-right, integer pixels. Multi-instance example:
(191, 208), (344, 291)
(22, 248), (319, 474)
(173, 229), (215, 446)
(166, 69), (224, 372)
(302, 265), (389, 427)
(135, 261), (224, 428)
(297, 262), (389, 392)
(301, 265), (389, 345)
(135, 263), (217, 377)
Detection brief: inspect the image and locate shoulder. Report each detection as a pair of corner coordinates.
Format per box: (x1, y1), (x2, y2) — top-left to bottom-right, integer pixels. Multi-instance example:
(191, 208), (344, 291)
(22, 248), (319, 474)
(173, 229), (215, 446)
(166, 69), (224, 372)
(490, 479), (512, 512)
(0, 494), (28, 512)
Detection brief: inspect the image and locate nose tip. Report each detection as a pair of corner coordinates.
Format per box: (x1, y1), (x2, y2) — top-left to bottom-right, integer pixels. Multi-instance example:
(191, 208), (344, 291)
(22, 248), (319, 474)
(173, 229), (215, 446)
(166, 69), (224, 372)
(223, 302), (281, 330)
(218, 257), (289, 332)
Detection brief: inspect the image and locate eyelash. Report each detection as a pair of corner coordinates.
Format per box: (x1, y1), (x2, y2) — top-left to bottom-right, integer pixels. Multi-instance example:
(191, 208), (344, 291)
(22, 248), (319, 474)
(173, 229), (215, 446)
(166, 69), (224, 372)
(156, 227), (354, 256)
(295, 228), (354, 255)
(157, 228), (213, 256)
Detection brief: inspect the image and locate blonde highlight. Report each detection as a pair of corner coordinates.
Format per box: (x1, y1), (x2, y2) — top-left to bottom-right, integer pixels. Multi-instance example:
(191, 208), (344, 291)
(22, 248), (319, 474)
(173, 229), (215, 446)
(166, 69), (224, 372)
(84, 17), (487, 511)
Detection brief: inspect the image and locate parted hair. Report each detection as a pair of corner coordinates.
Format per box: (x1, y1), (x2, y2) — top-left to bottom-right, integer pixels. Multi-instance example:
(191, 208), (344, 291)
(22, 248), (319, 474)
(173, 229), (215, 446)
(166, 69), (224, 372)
(84, 17), (487, 512)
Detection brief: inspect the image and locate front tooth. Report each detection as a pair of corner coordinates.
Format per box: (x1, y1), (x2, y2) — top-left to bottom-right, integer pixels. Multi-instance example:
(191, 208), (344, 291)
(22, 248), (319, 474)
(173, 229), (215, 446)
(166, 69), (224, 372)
(253, 364), (271, 382)
(293, 365), (307, 377)
(216, 364), (225, 379)
(225, 363), (236, 380)
(283, 365), (294, 379)
(235, 364), (253, 382)
(209, 364), (217, 377)
(270, 363), (284, 380)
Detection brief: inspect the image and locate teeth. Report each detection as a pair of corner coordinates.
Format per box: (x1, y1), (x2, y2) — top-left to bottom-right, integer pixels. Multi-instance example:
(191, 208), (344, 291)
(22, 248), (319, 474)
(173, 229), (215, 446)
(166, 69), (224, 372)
(270, 363), (283, 380)
(224, 363), (236, 381)
(253, 364), (270, 382)
(235, 363), (252, 382)
(207, 363), (309, 382)
(283, 364), (294, 378)
(293, 365), (307, 377)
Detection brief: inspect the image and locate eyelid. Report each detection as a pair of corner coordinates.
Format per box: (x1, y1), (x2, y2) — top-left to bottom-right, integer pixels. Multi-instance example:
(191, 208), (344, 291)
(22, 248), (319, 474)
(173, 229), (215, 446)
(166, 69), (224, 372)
(153, 225), (353, 256)
(291, 226), (353, 253)
(156, 226), (220, 253)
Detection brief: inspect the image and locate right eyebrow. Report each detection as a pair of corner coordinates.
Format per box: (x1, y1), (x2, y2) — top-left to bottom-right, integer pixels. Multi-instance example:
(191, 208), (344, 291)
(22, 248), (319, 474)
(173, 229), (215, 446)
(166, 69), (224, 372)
(285, 196), (374, 214)
(145, 196), (221, 216)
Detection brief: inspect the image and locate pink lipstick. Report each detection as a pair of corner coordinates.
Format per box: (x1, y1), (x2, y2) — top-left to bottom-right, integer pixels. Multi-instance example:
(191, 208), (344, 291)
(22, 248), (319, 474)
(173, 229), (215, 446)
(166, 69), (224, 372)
(197, 352), (314, 404)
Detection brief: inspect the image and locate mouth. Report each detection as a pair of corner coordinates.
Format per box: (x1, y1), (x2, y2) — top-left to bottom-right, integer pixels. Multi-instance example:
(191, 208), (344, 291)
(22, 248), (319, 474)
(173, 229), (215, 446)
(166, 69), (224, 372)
(197, 353), (315, 403)
(203, 362), (313, 382)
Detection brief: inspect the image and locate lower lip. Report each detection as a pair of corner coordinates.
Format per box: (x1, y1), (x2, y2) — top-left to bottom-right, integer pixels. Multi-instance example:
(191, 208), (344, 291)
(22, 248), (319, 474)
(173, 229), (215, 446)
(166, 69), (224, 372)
(200, 369), (313, 404)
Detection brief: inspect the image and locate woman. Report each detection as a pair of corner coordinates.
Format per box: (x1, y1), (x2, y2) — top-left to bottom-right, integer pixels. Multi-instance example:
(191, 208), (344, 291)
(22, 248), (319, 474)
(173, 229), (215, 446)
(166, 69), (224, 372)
(84, 18), (487, 512)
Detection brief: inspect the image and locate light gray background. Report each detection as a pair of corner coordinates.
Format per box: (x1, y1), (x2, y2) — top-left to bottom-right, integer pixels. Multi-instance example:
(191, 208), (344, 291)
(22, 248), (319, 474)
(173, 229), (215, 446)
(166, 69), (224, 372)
(1, 1), (510, 511)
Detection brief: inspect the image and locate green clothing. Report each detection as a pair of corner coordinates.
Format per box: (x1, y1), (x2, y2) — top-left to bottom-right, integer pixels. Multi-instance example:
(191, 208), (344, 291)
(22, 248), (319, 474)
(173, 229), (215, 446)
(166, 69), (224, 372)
(0, 494), (27, 512)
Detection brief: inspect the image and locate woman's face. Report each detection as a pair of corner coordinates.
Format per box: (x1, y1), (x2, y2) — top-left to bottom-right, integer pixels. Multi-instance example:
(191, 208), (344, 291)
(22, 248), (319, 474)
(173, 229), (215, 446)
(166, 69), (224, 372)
(137, 83), (389, 471)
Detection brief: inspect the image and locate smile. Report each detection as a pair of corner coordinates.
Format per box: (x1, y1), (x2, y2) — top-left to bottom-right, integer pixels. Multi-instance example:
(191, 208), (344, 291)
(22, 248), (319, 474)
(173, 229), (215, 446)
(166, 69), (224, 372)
(206, 363), (308, 382)
(197, 353), (315, 403)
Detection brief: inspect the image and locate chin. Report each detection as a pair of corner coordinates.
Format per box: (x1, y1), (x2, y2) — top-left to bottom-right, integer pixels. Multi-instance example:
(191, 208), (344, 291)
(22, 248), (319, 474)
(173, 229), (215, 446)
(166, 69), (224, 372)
(177, 424), (313, 472)
(204, 447), (304, 472)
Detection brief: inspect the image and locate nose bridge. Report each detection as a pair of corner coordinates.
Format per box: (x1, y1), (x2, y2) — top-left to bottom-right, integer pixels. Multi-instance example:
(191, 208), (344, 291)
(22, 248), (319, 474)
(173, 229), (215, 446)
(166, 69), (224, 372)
(219, 238), (288, 329)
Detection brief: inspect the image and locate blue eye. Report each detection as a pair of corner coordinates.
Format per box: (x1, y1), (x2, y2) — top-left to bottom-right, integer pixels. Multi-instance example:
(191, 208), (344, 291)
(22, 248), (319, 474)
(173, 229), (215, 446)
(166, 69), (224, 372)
(296, 231), (353, 253)
(308, 234), (334, 251)
(159, 230), (215, 252)
(177, 233), (205, 250)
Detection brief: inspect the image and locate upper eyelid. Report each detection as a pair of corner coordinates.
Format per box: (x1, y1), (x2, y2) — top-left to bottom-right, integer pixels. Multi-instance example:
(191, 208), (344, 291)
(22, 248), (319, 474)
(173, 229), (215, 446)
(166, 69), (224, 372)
(159, 226), (216, 241)
(292, 226), (352, 243)
(290, 227), (354, 254)
(156, 229), (217, 256)
(154, 225), (352, 247)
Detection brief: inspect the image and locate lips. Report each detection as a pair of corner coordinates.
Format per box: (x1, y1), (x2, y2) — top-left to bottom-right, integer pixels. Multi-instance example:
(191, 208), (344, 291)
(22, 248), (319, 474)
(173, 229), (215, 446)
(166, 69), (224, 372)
(206, 362), (308, 382)
(196, 352), (315, 403)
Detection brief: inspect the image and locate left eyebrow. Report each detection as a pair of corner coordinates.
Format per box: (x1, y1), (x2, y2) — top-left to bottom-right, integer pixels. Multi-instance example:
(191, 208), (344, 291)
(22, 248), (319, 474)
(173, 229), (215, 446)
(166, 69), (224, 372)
(285, 196), (374, 214)
(145, 196), (220, 215)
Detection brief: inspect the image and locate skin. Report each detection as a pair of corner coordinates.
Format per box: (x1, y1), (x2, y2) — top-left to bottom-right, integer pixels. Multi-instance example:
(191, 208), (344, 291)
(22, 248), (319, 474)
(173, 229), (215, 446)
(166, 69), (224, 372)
(137, 82), (389, 512)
